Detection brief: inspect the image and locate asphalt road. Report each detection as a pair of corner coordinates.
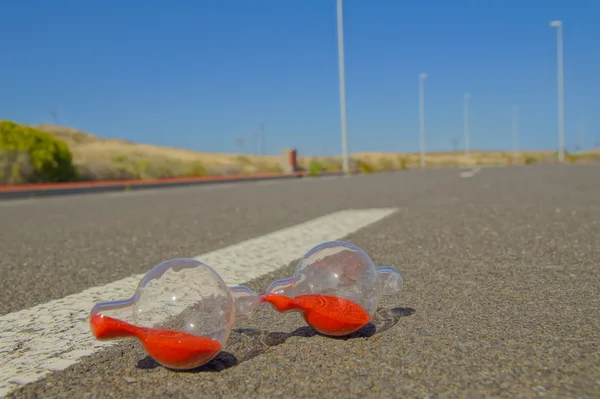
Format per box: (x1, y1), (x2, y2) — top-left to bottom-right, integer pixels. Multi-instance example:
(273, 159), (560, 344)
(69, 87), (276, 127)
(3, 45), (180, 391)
(1, 165), (599, 398)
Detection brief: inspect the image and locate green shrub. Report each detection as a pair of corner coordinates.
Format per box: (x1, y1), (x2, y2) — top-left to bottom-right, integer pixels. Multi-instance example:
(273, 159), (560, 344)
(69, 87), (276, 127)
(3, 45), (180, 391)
(0, 150), (33, 184)
(0, 120), (78, 184)
(308, 160), (324, 176)
(397, 156), (408, 170)
(357, 160), (375, 173)
(189, 161), (207, 177)
(524, 155), (539, 165)
(321, 157), (342, 171)
(567, 153), (578, 164)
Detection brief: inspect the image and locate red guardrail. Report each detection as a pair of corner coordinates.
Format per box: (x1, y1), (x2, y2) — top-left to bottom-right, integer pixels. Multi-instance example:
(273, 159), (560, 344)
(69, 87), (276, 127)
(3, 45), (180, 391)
(0, 170), (350, 199)
(0, 171), (313, 192)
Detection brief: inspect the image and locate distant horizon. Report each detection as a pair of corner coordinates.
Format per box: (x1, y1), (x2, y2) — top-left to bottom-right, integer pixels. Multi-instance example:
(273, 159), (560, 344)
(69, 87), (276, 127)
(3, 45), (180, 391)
(16, 114), (597, 158)
(21, 120), (580, 157)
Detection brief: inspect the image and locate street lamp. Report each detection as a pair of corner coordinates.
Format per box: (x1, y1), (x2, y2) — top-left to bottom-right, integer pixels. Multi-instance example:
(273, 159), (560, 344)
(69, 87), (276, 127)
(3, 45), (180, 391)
(418, 73), (428, 170)
(512, 105), (519, 164)
(579, 118), (585, 153)
(336, 0), (349, 174)
(550, 20), (565, 163)
(259, 122), (266, 155)
(464, 93), (471, 164)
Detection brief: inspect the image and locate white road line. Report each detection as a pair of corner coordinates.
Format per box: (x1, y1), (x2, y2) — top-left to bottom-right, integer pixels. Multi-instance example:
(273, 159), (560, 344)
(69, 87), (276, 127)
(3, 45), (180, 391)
(459, 166), (482, 178)
(0, 208), (397, 397)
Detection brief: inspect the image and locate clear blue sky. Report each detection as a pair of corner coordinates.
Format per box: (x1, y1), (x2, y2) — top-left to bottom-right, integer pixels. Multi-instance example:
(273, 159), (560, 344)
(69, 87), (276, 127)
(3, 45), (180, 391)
(1, 0), (599, 156)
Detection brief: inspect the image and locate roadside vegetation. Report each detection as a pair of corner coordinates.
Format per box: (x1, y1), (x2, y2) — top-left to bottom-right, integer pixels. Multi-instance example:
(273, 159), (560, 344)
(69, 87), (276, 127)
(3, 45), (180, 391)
(1, 120), (598, 185)
(0, 121), (79, 185)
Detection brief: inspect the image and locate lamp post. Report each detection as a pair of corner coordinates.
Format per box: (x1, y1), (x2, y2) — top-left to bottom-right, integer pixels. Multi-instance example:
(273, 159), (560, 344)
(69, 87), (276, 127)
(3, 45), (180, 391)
(259, 122), (266, 155)
(464, 93), (471, 164)
(336, 0), (349, 174)
(550, 20), (565, 163)
(512, 105), (519, 164)
(418, 73), (428, 170)
(579, 118), (584, 153)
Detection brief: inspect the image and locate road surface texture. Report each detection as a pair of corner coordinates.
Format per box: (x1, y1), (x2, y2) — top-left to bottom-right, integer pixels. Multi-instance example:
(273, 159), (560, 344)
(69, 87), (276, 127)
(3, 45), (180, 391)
(1, 165), (599, 398)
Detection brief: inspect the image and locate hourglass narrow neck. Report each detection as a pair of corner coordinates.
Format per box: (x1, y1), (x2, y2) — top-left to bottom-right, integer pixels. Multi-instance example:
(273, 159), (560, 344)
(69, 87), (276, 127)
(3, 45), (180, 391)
(228, 285), (262, 323)
(90, 296), (136, 323)
(262, 275), (300, 298)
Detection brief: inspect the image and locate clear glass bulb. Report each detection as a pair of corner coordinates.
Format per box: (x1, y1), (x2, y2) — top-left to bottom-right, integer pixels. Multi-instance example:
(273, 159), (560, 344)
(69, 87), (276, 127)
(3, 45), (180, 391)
(261, 241), (403, 336)
(90, 258), (241, 370)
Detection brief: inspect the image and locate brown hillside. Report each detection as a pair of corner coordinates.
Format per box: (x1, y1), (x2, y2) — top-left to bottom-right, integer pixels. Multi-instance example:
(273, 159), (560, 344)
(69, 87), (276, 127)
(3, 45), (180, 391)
(27, 124), (599, 181)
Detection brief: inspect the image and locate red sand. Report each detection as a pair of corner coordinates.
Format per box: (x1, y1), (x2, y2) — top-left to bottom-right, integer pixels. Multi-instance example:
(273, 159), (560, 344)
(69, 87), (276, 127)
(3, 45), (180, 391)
(90, 314), (221, 369)
(262, 293), (371, 336)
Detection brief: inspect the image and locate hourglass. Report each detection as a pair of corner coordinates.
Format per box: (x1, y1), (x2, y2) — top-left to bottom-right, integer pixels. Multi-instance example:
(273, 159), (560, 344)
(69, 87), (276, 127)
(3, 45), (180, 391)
(257, 241), (403, 336)
(89, 258), (261, 370)
(89, 241), (403, 370)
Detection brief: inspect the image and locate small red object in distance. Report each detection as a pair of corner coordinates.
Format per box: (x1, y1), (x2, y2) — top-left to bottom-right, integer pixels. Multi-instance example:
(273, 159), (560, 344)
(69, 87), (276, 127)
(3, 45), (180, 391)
(90, 314), (221, 370)
(262, 293), (371, 336)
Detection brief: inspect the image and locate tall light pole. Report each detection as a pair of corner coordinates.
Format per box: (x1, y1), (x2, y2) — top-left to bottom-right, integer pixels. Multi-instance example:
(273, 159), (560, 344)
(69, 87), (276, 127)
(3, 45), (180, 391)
(259, 122), (266, 155)
(550, 20), (565, 163)
(579, 118), (584, 153)
(418, 73), (428, 170)
(336, 0), (349, 174)
(464, 93), (471, 164)
(512, 105), (519, 164)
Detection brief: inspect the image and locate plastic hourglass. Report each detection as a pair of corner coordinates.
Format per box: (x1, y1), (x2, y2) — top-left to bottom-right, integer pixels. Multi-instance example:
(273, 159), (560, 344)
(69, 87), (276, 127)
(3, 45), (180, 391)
(89, 258), (262, 370)
(257, 241), (403, 336)
(89, 241), (403, 370)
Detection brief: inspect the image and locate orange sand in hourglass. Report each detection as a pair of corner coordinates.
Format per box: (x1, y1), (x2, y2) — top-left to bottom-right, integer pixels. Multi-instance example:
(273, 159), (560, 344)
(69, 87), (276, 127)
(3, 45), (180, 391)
(90, 314), (222, 370)
(262, 293), (371, 336)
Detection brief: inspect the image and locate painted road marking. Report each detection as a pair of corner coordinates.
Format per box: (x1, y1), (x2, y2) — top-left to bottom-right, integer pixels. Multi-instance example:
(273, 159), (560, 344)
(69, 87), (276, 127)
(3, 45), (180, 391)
(0, 208), (398, 397)
(459, 166), (482, 178)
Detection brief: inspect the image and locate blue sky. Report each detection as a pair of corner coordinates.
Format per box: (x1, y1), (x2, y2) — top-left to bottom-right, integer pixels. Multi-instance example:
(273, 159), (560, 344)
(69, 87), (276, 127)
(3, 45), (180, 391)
(1, 0), (598, 156)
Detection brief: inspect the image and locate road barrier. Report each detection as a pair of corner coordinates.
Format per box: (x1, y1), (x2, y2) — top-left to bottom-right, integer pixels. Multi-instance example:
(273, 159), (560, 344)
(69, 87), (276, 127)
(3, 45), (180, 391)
(0, 170), (347, 200)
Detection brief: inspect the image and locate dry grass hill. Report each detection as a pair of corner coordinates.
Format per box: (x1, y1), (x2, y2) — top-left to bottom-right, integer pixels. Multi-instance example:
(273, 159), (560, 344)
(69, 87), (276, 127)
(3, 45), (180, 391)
(33, 124), (600, 182)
